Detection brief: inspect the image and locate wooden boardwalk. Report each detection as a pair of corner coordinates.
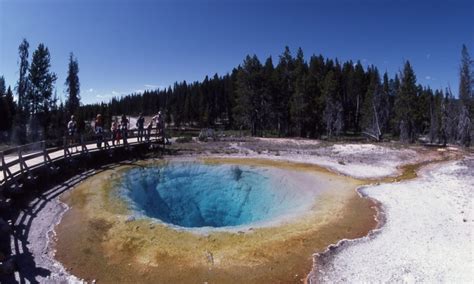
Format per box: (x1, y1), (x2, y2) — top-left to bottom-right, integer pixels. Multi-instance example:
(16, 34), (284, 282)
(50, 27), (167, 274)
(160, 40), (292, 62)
(0, 128), (169, 280)
(0, 127), (166, 191)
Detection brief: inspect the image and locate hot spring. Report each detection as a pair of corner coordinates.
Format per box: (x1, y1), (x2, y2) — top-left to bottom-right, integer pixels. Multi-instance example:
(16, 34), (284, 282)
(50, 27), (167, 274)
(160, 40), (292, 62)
(118, 162), (319, 229)
(54, 158), (377, 283)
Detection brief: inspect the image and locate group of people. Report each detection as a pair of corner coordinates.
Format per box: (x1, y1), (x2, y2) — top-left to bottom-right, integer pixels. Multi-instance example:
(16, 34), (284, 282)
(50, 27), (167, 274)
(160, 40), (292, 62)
(67, 111), (164, 149)
(109, 114), (129, 146)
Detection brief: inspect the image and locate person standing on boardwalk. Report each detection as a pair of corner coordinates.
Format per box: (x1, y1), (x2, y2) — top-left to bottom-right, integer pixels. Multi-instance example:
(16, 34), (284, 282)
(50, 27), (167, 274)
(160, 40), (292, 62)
(67, 115), (78, 151)
(136, 113), (145, 142)
(120, 114), (129, 145)
(152, 111), (163, 135)
(151, 111), (164, 143)
(95, 114), (104, 148)
(152, 111), (168, 144)
(145, 119), (153, 142)
(110, 117), (120, 146)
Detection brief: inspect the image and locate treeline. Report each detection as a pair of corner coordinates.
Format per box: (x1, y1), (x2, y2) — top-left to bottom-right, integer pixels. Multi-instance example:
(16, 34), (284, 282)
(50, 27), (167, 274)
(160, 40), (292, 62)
(1, 41), (473, 146)
(82, 46), (473, 146)
(0, 39), (78, 144)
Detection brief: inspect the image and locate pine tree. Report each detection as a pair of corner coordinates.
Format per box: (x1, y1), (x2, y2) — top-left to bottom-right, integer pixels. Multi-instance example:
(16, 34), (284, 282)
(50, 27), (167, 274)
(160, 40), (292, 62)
(13, 39), (30, 143)
(459, 45), (473, 109)
(458, 44), (472, 146)
(389, 74), (401, 136)
(307, 55), (325, 137)
(183, 90), (192, 125)
(429, 90), (443, 144)
(65, 52), (81, 117)
(395, 61), (418, 143)
(0, 77), (8, 136)
(415, 86), (432, 137)
(0, 79), (15, 138)
(5, 86), (16, 133)
(198, 76), (210, 126)
(27, 43), (57, 141)
(0, 76), (5, 96)
(261, 57), (276, 133)
(290, 48), (309, 137)
(352, 61), (367, 132)
(233, 55), (264, 136)
(275, 46), (294, 136)
(380, 72), (392, 135)
(322, 71), (343, 137)
(225, 70), (238, 128)
(440, 90), (449, 146)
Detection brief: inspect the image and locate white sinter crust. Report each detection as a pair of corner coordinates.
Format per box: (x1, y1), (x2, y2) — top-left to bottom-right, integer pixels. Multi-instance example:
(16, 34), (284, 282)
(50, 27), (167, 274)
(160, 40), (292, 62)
(311, 156), (474, 283)
(225, 142), (419, 179)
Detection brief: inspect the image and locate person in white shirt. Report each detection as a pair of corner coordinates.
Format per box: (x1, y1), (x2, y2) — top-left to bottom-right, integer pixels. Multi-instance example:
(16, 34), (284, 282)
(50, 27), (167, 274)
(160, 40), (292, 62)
(152, 111), (163, 135)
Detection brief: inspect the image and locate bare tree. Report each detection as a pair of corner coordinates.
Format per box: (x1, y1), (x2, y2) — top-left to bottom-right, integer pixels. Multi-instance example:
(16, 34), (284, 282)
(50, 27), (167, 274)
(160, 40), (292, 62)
(458, 104), (471, 146)
(442, 88), (459, 144)
(429, 94), (438, 144)
(324, 96), (344, 138)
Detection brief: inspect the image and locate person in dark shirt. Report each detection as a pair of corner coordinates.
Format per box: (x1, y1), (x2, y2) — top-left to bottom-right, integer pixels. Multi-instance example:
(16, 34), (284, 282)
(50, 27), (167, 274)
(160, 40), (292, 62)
(95, 114), (103, 148)
(120, 114), (129, 145)
(111, 117), (120, 146)
(136, 113), (145, 142)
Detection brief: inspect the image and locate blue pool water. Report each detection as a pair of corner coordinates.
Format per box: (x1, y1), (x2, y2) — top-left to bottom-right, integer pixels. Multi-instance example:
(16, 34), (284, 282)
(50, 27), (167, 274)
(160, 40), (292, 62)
(118, 162), (313, 228)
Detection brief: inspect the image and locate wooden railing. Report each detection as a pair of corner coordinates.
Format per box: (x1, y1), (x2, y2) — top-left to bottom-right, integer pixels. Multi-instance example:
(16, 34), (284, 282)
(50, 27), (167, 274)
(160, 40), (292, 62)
(0, 126), (166, 191)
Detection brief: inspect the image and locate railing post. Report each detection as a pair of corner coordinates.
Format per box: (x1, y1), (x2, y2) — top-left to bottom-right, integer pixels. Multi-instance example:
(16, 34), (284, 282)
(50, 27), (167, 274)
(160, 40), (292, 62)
(81, 135), (88, 154)
(1, 149), (22, 192)
(1, 153), (13, 183)
(18, 146), (26, 175)
(43, 141), (52, 165)
(123, 129), (128, 146)
(43, 141), (46, 164)
(103, 133), (110, 150)
(162, 125), (166, 152)
(63, 136), (68, 159)
(1, 153), (4, 183)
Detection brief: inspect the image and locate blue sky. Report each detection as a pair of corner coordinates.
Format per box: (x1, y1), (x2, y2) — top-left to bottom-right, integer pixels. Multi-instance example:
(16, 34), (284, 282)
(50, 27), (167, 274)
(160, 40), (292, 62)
(1, 0), (473, 104)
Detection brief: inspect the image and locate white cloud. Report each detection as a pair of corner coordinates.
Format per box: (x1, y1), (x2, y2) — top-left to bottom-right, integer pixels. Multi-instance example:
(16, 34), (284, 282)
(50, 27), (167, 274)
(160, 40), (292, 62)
(88, 88), (94, 92)
(112, 91), (119, 96)
(134, 89), (144, 93)
(425, 76), (432, 80)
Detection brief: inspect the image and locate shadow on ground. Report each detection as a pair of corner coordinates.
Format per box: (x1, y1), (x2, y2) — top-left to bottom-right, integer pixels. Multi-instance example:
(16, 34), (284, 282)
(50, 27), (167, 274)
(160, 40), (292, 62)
(0, 159), (152, 284)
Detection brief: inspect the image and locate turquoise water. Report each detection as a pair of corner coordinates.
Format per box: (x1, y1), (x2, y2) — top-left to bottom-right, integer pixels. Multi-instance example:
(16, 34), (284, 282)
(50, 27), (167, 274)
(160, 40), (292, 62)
(118, 162), (313, 228)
